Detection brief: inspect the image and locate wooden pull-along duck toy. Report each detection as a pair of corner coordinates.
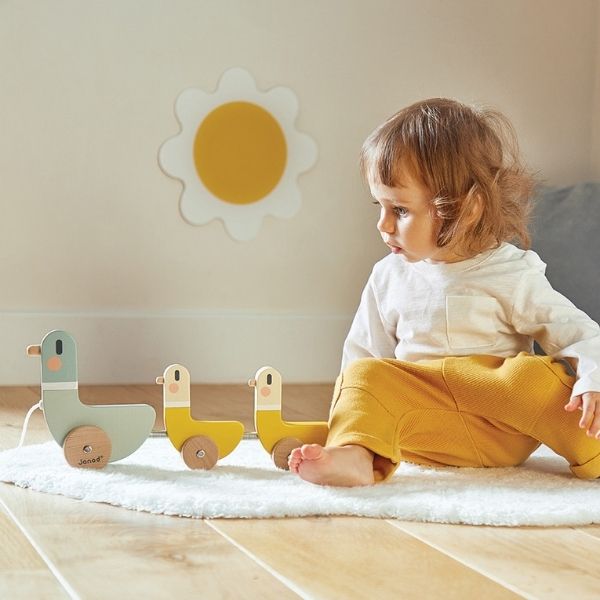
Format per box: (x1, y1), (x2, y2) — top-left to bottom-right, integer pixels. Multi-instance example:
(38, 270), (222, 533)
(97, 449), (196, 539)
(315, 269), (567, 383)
(26, 330), (156, 469)
(156, 364), (244, 469)
(249, 366), (328, 469)
(24, 331), (328, 472)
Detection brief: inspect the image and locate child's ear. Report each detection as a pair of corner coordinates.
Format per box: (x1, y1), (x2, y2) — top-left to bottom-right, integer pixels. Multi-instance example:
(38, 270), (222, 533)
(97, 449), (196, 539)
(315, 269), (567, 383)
(464, 191), (484, 227)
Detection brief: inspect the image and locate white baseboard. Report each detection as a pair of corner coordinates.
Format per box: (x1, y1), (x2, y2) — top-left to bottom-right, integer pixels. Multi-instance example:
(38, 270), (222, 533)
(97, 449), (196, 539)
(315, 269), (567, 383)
(1, 311), (351, 386)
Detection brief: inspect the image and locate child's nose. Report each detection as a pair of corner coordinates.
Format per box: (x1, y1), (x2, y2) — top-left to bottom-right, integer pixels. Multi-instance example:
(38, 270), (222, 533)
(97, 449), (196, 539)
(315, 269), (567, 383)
(377, 209), (395, 234)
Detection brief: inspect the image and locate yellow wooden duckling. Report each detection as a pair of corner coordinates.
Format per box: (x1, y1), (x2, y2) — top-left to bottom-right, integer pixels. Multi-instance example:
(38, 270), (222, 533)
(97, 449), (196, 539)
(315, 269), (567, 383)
(248, 366), (328, 469)
(156, 364), (244, 469)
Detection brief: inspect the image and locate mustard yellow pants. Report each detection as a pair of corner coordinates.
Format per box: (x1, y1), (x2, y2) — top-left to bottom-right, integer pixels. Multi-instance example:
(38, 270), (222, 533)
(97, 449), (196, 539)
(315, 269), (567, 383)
(327, 353), (600, 482)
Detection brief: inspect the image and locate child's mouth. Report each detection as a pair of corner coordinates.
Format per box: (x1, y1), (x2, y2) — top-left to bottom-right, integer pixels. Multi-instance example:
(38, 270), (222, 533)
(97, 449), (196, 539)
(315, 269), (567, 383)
(387, 244), (402, 254)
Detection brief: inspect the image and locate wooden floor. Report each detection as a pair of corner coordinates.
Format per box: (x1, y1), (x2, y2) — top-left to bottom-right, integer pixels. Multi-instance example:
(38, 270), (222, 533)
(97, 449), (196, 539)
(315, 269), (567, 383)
(1, 385), (600, 599)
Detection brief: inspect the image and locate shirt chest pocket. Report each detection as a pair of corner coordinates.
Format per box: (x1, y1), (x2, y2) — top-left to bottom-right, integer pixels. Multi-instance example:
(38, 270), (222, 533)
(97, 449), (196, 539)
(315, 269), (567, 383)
(446, 295), (501, 349)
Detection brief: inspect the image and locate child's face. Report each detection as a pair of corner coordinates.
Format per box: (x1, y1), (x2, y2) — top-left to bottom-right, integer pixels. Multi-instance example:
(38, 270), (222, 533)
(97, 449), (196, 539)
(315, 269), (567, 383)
(369, 173), (458, 263)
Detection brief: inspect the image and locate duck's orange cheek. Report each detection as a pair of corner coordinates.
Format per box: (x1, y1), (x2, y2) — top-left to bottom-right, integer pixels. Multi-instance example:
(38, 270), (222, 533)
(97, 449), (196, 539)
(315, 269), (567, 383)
(47, 356), (62, 372)
(260, 386), (271, 397)
(169, 383), (179, 394)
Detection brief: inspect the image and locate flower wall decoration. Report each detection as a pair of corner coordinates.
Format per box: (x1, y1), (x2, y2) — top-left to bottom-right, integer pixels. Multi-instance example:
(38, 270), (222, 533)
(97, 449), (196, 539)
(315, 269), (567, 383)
(159, 68), (318, 241)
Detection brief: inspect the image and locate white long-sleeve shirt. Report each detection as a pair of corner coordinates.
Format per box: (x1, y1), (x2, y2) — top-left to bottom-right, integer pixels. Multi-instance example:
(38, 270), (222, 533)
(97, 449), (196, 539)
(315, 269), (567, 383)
(342, 243), (600, 397)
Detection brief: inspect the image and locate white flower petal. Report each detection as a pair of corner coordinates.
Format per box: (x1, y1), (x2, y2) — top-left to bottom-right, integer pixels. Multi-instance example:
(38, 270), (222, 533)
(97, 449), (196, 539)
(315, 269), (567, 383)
(159, 68), (318, 241)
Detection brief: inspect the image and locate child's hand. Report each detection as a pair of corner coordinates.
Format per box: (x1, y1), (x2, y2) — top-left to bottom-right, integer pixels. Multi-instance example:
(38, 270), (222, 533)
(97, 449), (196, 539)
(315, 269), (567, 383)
(565, 392), (600, 438)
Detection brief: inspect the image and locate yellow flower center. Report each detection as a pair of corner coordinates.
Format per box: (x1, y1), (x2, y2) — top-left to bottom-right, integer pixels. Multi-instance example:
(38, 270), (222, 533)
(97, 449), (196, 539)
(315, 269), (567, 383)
(193, 101), (287, 205)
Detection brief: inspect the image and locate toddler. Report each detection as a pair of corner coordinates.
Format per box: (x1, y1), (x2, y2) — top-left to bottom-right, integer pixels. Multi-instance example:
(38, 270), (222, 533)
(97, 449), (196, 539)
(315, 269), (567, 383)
(289, 98), (600, 486)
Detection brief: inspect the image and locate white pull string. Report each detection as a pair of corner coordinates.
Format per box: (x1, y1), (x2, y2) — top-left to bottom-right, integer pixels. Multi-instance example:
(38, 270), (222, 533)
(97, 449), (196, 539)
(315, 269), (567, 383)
(17, 401), (42, 448)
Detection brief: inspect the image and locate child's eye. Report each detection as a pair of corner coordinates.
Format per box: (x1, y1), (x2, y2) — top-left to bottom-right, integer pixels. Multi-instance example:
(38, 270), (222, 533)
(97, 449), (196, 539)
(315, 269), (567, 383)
(371, 201), (408, 217)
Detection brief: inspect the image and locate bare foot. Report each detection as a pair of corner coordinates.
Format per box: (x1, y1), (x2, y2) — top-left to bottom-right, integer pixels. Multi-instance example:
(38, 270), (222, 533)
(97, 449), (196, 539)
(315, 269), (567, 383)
(288, 444), (375, 487)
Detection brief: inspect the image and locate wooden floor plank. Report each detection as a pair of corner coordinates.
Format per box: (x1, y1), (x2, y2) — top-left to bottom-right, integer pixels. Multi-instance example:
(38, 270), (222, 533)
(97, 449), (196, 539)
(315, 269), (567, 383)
(575, 525), (600, 540)
(0, 502), (68, 599)
(212, 517), (520, 600)
(391, 520), (600, 599)
(0, 484), (300, 600)
(0, 391), (50, 451)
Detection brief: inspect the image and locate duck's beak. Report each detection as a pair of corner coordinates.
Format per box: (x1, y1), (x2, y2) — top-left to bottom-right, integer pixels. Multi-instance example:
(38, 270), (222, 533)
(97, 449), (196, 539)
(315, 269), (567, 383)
(26, 345), (41, 356)
(156, 377), (165, 385)
(247, 378), (256, 388)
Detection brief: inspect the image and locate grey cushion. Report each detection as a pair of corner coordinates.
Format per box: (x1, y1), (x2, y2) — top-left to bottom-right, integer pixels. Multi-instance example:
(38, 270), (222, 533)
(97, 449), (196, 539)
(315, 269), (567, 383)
(530, 182), (600, 324)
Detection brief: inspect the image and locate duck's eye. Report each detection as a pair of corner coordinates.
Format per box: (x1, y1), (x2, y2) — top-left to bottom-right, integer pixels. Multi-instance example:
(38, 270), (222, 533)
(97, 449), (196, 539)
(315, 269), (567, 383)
(175, 370), (180, 381)
(267, 373), (272, 385)
(56, 340), (63, 355)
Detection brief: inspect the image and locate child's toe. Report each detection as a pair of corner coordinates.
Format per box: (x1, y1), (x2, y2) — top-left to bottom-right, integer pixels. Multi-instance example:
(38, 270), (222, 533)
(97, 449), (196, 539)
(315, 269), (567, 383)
(301, 443), (324, 460)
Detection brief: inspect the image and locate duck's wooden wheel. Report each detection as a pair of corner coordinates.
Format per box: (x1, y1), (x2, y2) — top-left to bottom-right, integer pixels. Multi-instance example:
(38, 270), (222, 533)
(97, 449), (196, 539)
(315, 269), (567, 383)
(271, 437), (303, 470)
(63, 426), (111, 469)
(181, 435), (218, 470)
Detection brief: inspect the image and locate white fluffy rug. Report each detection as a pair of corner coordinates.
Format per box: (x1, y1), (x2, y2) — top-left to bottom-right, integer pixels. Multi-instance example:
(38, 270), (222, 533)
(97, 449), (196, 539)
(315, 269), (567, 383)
(0, 437), (598, 526)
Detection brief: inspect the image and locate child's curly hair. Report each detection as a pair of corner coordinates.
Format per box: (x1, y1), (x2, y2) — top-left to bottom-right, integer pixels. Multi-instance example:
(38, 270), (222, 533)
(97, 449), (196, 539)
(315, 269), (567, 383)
(360, 98), (537, 255)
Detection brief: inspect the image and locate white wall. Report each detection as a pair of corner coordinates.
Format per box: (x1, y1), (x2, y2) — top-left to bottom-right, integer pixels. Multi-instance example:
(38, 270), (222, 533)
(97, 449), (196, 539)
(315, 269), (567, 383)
(592, 0), (600, 179)
(1, 0), (599, 385)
